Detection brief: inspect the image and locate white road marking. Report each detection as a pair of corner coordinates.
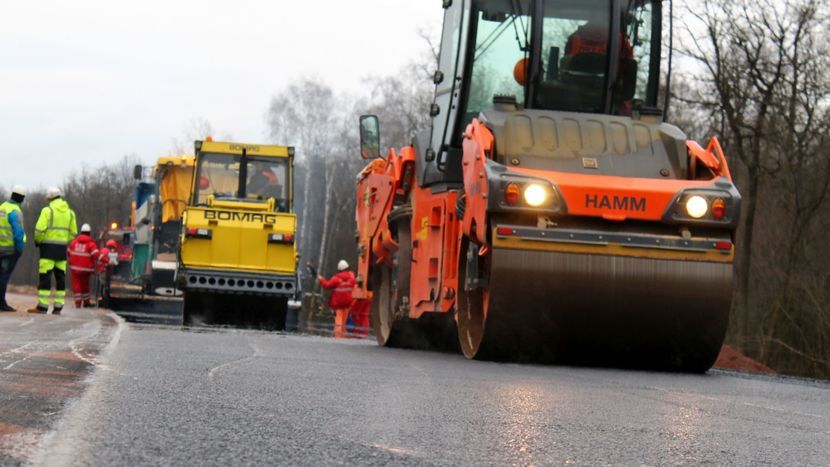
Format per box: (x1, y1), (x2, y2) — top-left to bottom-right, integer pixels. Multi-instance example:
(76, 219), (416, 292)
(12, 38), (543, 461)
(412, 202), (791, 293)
(208, 340), (263, 379)
(372, 444), (415, 455)
(17, 318), (35, 327)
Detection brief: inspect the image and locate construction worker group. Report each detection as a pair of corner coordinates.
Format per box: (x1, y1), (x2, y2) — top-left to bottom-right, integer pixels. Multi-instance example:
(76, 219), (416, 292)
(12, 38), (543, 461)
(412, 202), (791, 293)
(3, 184), (368, 337)
(0, 185), (112, 314)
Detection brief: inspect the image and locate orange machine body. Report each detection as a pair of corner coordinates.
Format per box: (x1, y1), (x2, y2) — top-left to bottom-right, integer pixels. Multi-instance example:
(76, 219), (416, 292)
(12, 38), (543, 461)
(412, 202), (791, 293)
(355, 118), (735, 321)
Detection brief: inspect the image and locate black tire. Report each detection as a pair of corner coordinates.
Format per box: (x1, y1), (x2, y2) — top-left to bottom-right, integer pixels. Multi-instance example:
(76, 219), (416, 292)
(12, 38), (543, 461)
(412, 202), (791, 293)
(182, 291), (202, 326)
(99, 268), (112, 310)
(262, 297), (288, 331)
(371, 207), (421, 347)
(371, 225), (409, 347)
(456, 238), (490, 360)
(371, 209), (458, 351)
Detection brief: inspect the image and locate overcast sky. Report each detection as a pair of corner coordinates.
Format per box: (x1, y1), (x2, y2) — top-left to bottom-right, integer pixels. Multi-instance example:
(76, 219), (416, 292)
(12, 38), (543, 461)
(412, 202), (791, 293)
(0, 1), (442, 191)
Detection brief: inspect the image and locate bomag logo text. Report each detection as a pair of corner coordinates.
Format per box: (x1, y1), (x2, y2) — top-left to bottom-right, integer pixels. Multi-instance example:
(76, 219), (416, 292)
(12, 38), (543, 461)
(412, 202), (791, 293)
(585, 194), (647, 212)
(228, 143), (260, 152)
(204, 210), (277, 223)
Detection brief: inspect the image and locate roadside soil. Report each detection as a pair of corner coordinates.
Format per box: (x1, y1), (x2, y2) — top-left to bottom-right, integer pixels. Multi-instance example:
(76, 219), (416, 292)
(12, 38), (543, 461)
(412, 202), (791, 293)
(715, 345), (776, 374)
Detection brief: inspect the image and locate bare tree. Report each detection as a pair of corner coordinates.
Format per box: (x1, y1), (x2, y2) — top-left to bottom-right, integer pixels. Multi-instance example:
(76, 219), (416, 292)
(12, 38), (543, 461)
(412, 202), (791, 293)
(169, 117), (231, 155)
(679, 0), (830, 376)
(264, 50), (437, 326)
(267, 77), (339, 272)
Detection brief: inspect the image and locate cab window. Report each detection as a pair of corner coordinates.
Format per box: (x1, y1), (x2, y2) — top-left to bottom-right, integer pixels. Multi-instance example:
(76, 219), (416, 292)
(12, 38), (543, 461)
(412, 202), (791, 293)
(624, 0), (660, 107)
(245, 157), (289, 212)
(536, 0), (612, 113)
(464, 0), (531, 123)
(193, 154), (289, 212)
(194, 153), (241, 205)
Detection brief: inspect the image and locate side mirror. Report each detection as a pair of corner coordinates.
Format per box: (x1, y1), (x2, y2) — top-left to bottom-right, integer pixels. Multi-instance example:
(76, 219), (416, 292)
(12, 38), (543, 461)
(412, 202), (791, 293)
(359, 115), (381, 160)
(133, 165), (143, 180)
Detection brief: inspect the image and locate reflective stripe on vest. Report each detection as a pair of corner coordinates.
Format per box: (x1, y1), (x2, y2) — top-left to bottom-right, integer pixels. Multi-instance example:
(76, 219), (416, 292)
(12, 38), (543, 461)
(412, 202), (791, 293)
(334, 287), (353, 292)
(40, 203), (74, 245)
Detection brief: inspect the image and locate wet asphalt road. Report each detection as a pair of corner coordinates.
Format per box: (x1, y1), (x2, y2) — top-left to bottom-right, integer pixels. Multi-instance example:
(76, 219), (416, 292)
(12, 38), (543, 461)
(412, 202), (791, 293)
(0, 294), (118, 465)
(29, 301), (830, 466)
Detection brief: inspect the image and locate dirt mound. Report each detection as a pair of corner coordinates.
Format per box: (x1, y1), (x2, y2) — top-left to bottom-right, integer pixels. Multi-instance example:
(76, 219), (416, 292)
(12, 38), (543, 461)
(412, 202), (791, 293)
(714, 345), (776, 374)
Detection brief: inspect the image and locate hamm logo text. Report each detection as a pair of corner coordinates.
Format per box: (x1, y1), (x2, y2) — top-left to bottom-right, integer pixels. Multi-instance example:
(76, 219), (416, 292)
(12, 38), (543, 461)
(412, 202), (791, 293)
(585, 194), (646, 212)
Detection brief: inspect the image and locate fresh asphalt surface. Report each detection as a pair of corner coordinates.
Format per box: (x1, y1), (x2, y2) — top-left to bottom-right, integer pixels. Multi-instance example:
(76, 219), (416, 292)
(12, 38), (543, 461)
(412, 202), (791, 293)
(16, 299), (825, 465)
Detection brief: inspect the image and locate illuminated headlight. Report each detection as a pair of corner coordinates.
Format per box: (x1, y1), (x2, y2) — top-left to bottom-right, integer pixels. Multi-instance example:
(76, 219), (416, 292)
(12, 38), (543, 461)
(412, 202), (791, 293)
(523, 184), (547, 207)
(685, 195), (708, 219)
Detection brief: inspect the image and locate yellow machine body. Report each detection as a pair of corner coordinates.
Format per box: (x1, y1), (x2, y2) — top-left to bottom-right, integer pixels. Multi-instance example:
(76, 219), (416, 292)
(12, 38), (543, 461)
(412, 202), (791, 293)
(178, 140), (298, 300)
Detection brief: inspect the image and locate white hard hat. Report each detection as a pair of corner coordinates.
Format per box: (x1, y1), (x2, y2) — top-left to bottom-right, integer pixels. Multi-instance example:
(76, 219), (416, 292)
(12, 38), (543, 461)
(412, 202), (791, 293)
(11, 185), (26, 197)
(337, 260), (349, 271)
(46, 186), (62, 200)
(80, 223), (92, 233)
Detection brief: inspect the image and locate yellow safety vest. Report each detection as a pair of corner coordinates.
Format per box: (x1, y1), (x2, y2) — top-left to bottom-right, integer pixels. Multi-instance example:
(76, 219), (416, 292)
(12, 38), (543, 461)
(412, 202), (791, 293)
(0, 201), (25, 253)
(34, 198), (77, 246)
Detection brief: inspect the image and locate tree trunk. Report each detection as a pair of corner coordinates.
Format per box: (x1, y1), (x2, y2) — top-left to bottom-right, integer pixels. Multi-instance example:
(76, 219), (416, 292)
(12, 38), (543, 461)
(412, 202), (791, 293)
(299, 163), (312, 261)
(316, 166), (334, 275)
(735, 164), (759, 349)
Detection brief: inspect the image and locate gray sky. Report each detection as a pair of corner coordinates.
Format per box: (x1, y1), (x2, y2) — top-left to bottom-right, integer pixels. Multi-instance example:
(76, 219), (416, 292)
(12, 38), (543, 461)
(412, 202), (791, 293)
(0, 1), (441, 191)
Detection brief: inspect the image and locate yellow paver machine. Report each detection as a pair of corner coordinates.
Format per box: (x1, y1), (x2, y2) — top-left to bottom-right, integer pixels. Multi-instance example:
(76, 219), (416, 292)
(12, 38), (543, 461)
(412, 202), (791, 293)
(177, 139), (298, 329)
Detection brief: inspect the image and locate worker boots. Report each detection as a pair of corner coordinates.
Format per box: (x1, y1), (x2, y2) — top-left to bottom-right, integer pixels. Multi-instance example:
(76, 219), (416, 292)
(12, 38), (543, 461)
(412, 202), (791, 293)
(0, 303), (15, 312)
(27, 305), (48, 314)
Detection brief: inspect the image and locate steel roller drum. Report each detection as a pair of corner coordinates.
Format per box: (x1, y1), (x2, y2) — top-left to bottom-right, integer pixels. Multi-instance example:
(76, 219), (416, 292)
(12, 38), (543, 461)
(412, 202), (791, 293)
(472, 246), (733, 372)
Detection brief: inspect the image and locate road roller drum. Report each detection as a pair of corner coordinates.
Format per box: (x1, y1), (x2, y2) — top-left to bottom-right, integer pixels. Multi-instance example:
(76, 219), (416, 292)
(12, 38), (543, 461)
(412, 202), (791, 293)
(457, 239), (732, 372)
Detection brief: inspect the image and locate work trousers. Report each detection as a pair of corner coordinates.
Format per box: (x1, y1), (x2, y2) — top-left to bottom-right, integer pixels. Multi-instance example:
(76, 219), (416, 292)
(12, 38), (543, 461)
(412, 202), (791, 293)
(70, 271), (92, 307)
(0, 252), (21, 306)
(38, 258), (66, 311)
(333, 308), (349, 338)
(350, 299), (371, 336)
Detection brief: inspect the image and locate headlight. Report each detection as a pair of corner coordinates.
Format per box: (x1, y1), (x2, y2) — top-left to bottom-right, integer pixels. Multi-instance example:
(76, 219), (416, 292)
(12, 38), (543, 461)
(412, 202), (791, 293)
(523, 184), (547, 207)
(685, 195), (708, 219)
(665, 185), (740, 226)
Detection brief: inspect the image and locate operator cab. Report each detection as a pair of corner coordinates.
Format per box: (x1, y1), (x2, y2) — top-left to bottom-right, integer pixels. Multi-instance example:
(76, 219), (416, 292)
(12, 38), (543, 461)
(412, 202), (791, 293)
(410, 0), (666, 187)
(463, 0), (662, 120)
(192, 144), (293, 213)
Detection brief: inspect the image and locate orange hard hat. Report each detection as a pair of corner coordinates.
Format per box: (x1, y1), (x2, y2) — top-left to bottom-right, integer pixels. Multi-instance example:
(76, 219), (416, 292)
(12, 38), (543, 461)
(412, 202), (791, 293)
(513, 57), (529, 86)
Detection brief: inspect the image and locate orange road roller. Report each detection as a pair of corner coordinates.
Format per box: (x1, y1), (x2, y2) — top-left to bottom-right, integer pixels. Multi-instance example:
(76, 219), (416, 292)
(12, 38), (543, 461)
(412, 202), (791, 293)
(354, 0), (740, 372)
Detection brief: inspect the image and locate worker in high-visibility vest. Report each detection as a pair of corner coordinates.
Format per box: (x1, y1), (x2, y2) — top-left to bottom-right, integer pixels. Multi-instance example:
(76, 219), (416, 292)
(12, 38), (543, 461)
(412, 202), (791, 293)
(319, 260), (355, 338)
(68, 223), (99, 308)
(0, 185), (27, 312)
(28, 187), (77, 315)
